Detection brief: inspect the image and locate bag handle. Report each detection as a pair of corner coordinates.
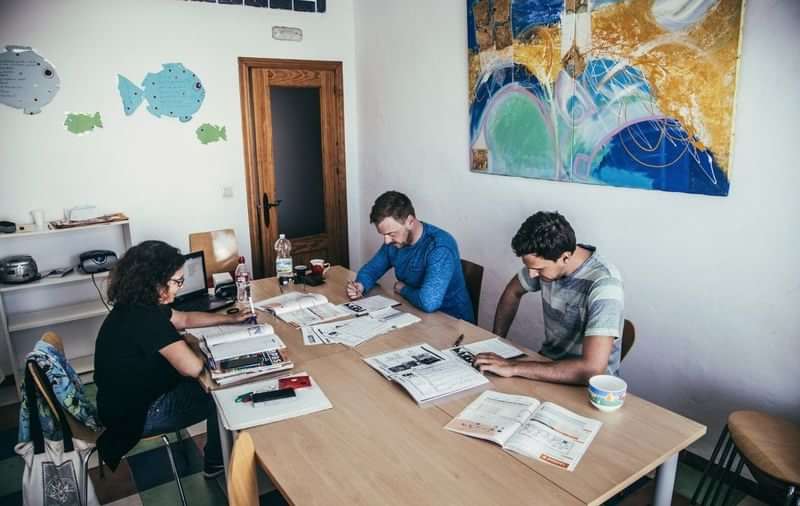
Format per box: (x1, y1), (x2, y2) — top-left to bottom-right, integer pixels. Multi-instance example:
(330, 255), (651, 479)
(25, 360), (75, 453)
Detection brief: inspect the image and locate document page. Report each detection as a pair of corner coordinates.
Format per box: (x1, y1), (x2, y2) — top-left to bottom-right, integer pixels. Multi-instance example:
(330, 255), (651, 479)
(255, 293), (328, 314)
(209, 334), (286, 362)
(188, 323), (276, 346)
(444, 390), (540, 446)
(364, 344), (489, 403)
(446, 337), (525, 365)
(503, 402), (602, 471)
(278, 303), (350, 327)
(339, 295), (400, 315)
(303, 308), (421, 347)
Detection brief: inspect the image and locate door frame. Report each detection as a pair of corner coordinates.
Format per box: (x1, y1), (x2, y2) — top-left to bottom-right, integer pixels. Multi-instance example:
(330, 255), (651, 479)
(238, 57), (349, 280)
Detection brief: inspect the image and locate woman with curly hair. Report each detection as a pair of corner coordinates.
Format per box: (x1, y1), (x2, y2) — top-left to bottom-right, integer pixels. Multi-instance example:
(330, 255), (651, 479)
(93, 240), (251, 477)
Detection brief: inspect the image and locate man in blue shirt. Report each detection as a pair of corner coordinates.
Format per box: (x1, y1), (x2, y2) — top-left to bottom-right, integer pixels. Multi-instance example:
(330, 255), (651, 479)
(346, 191), (474, 322)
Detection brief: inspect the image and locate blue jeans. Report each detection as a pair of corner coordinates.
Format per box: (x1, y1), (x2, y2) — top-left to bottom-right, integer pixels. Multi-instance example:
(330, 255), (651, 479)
(141, 378), (222, 465)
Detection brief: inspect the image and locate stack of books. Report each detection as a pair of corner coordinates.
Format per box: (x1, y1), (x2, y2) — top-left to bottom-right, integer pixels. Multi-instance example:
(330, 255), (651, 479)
(188, 323), (293, 386)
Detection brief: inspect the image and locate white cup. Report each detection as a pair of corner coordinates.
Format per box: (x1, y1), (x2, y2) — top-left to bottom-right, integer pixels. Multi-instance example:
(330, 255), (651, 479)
(31, 209), (45, 230)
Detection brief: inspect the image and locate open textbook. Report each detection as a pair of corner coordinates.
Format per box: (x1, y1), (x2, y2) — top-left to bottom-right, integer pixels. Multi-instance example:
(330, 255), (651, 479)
(364, 343), (489, 404)
(212, 372), (332, 430)
(445, 337), (526, 366)
(255, 292), (350, 326)
(445, 390), (602, 471)
(188, 324), (293, 385)
(302, 307), (420, 347)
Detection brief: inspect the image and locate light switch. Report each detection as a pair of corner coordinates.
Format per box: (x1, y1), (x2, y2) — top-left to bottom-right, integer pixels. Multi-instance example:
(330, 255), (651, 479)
(223, 186), (234, 198)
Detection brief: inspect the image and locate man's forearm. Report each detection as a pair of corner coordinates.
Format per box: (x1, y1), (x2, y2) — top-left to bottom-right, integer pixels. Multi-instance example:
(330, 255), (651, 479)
(509, 358), (600, 385)
(493, 293), (521, 337)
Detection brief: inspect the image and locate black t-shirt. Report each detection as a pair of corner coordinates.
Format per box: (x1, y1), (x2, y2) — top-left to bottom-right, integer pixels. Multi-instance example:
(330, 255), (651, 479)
(94, 303), (182, 466)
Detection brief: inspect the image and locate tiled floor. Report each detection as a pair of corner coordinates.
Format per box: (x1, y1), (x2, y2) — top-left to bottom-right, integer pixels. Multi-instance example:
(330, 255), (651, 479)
(0, 382), (288, 506)
(0, 380), (768, 506)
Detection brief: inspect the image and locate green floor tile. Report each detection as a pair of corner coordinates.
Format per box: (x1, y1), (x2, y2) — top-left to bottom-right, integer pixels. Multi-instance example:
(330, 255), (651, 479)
(139, 472), (226, 506)
(675, 462), (747, 505)
(0, 456), (24, 497)
(127, 430), (189, 457)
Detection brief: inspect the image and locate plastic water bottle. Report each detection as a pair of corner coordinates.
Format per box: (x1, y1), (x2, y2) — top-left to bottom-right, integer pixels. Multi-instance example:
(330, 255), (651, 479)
(234, 256), (251, 302)
(275, 234), (293, 286)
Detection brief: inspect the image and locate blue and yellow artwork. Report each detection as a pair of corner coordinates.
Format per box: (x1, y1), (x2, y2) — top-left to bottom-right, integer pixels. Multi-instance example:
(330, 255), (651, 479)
(118, 63), (205, 122)
(467, 0), (745, 196)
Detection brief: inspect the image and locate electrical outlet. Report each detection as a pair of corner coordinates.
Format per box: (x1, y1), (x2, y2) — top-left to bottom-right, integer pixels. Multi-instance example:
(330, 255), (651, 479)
(223, 186), (234, 198)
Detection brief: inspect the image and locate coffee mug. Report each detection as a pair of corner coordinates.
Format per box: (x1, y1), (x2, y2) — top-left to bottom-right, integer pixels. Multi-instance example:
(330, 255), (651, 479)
(588, 375), (627, 412)
(294, 265), (307, 284)
(31, 209), (45, 230)
(310, 259), (331, 276)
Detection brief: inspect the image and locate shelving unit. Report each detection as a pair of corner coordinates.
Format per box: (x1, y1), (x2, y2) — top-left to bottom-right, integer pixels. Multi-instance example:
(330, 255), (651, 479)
(0, 220), (131, 405)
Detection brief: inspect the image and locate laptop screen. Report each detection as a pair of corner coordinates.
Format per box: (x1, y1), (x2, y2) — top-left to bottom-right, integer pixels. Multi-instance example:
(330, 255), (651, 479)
(176, 251), (207, 299)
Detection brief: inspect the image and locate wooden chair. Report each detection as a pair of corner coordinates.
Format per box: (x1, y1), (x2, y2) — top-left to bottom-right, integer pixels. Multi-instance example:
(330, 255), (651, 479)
(189, 229), (239, 287)
(460, 259), (484, 322)
(691, 411), (800, 506)
(228, 432), (258, 506)
(621, 319), (635, 362)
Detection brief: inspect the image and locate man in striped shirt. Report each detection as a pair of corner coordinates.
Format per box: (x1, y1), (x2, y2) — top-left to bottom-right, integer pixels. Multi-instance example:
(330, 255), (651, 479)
(474, 211), (624, 384)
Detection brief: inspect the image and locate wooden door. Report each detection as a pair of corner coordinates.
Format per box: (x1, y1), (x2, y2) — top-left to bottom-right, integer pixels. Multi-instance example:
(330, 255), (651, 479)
(239, 58), (348, 279)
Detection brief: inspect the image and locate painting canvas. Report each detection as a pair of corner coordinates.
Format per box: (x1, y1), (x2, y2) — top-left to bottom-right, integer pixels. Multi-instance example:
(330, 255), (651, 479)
(467, 0), (745, 196)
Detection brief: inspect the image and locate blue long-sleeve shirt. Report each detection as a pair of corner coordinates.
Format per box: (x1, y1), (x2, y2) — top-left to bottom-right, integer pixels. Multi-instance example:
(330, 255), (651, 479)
(356, 222), (474, 322)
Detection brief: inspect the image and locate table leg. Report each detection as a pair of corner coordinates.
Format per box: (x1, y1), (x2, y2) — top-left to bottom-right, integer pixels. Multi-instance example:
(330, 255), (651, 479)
(218, 410), (233, 481)
(653, 453), (679, 506)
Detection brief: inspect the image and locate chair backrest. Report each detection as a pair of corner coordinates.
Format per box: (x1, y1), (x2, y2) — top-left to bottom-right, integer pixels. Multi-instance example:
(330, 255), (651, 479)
(189, 229), (239, 287)
(29, 332), (102, 443)
(460, 259), (484, 321)
(228, 432), (258, 506)
(621, 319), (635, 362)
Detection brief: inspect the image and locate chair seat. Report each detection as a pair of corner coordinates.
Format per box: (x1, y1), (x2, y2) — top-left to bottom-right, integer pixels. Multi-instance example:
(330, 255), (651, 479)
(728, 410), (800, 486)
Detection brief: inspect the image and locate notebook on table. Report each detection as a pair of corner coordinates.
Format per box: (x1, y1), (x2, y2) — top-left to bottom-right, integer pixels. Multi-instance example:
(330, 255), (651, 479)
(172, 250), (235, 312)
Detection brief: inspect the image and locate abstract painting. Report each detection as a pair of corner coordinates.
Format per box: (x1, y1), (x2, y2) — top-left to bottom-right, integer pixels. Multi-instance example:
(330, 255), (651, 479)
(467, 0), (745, 196)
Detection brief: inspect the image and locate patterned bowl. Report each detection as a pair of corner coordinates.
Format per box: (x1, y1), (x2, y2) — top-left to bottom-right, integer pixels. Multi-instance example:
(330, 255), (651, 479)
(588, 375), (627, 412)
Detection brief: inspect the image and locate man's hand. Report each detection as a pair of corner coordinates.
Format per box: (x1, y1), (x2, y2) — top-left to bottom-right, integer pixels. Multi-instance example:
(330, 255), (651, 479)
(393, 280), (406, 293)
(473, 352), (518, 378)
(346, 281), (364, 300)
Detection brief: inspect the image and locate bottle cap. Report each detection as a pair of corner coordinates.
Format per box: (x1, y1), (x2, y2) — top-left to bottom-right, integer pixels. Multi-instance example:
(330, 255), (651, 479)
(279, 234), (285, 239)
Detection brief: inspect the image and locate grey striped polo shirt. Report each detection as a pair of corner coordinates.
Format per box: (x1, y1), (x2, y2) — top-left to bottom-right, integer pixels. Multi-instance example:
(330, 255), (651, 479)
(518, 245), (624, 375)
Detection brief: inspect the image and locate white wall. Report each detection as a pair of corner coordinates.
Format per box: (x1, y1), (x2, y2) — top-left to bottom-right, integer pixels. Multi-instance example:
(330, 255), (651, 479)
(353, 0), (800, 457)
(0, 0), (362, 270)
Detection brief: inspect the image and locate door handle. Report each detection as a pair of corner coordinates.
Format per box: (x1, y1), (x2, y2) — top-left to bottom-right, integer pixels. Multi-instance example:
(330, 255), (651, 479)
(262, 193), (282, 227)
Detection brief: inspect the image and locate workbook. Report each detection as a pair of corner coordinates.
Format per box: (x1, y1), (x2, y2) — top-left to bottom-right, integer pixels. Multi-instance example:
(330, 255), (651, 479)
(189, 324), (293, 385)
(255, 292), (350, 326)
(212, 372), (332, 430)
(363, 343), (489, 404)
(338, 295), (401, 315)
(445, 337), (526, 366)
(444, 390), (602, 471)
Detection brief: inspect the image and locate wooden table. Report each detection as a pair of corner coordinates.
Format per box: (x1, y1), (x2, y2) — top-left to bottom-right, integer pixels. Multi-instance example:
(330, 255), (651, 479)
(211, 267), (706, 505)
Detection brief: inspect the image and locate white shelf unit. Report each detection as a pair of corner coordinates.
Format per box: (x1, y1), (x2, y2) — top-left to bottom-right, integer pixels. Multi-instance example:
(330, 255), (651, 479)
(0, 220), (131, 405)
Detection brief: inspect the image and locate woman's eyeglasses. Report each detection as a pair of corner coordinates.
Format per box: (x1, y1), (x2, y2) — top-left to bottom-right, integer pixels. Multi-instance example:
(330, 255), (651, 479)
(168, 276), (185, 288)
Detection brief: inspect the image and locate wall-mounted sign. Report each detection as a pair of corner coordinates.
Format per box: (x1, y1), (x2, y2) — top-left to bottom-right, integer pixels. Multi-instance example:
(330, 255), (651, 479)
(272, 26), (303, 42)
(187, 0), (326, 13)
(0, 45), (60, 115)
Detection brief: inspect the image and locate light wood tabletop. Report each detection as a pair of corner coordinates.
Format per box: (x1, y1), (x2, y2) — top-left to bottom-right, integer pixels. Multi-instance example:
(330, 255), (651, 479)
(212, 266), (706, 505)
(247, 350), (583, 506)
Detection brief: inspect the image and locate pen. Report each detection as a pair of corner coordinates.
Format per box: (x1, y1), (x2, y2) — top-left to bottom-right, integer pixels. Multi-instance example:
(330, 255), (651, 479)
(453, 334), (464, 348)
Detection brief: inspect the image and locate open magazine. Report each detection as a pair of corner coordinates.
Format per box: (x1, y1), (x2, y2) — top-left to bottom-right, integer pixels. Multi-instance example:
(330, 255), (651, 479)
(444, 390), (602, 471)
(255, 292), (350, 327)
(364, 343), (489, 404)
(302, 307), (420, 347)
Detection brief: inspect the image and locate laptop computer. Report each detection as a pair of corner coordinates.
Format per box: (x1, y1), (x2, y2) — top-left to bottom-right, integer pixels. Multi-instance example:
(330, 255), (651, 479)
(171, 251), (236, 312)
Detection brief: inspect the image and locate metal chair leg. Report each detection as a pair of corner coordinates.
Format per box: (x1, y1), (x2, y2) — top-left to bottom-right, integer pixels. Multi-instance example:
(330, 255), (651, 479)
(692, 425), (730, 505)
(701, 435), (735, 505)
(786, 485), (797, 506)
(161, 434), (188, 506)
(82, 446), (97, 506)
(721, 455), (744, 506)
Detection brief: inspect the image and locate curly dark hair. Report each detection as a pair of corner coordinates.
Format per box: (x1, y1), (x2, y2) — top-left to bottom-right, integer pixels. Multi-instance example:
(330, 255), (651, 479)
(369, 191), (416, 224)
(107, 240), (185, 306)
(511, 211), (576, 261)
